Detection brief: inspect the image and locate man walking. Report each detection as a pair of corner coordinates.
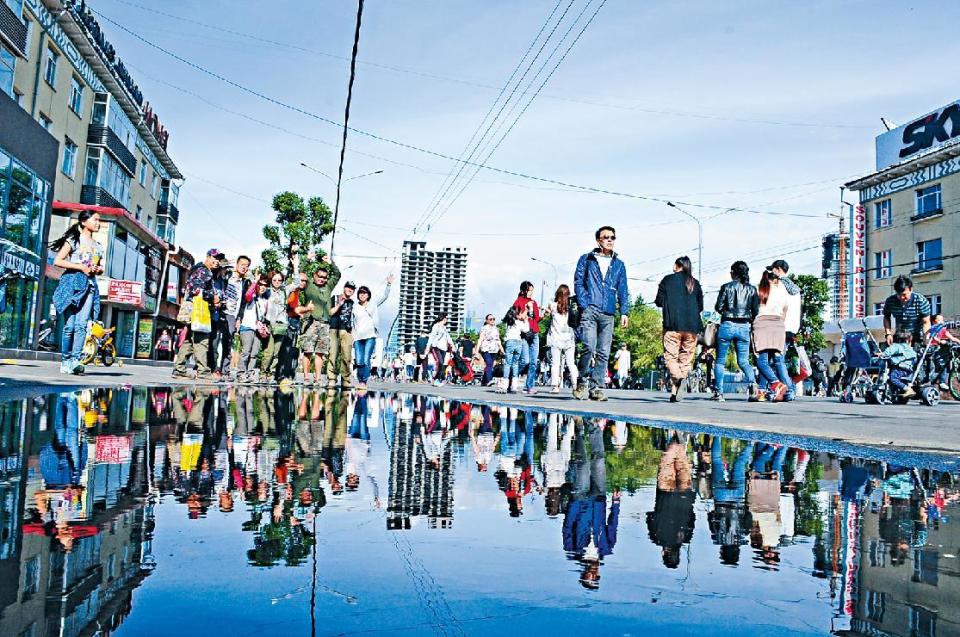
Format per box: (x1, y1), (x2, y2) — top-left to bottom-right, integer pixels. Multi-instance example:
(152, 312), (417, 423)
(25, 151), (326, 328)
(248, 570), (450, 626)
(573, 226), (629, 401)
(300, 255), (340, 385)
(173, 249), (223, 380)
(327, 281), (357, 389)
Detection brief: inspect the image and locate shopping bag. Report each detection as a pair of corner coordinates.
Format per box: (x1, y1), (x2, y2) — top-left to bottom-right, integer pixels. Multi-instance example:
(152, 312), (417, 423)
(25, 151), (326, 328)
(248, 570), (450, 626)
(791, 345), (812, 383)
(176, 297), (193, 324)
(190, 294), (212, 333)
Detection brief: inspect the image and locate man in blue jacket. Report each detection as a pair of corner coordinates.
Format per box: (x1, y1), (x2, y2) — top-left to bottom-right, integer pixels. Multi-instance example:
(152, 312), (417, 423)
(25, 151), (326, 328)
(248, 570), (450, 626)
(573, 226), (630, 401)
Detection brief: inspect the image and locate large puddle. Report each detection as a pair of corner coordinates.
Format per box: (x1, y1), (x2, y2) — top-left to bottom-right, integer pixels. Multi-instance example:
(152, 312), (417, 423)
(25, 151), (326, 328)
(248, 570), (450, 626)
(0, 387), (957, 636)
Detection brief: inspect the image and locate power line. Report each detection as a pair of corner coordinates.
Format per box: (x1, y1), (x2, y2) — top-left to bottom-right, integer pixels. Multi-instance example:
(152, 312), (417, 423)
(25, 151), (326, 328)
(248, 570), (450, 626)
(91, 9), (835, 223)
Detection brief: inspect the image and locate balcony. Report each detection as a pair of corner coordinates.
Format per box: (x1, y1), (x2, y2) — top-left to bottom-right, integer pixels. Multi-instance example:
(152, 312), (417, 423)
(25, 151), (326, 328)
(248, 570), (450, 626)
(80, 185), (125, 211)
(87, 125), (137, 176)
(157, 200), (179, 224)
(0, 1), (27, 56)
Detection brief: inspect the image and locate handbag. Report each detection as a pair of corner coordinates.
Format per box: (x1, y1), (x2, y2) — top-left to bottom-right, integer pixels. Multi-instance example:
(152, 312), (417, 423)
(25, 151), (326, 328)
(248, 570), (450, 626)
(791, 345), (812, 382)
(699, 321), (718, 348)
(253, 297), (269, 339)
(190, 294), (212, 334)
(176, 297), (193, 324)
(521, 329), (537, 344)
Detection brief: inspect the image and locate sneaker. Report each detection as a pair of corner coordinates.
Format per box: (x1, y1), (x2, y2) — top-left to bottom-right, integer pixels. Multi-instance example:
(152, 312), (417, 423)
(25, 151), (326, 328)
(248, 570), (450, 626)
(572, 383), (588, 400)
(589, 388), (607, 402)
(432, 379), (443, 387)
(171, 369), (190, 379)
(71, 362), (85, 375)
(524, 387), (538, 395)
(60, 360), (73, 374)
(939, 383), (950, 391)
(710, 391), (725, 402)
(550, 386), (560, 394)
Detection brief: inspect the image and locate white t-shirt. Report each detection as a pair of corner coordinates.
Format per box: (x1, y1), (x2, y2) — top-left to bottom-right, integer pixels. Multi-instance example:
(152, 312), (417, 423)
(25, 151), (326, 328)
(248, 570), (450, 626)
(505, 321), (529, 342)
(758, 282), (789, 319)
(403, 352), (415, 366)
(614, 348), (631, 376)
(595, 253), (612, 279)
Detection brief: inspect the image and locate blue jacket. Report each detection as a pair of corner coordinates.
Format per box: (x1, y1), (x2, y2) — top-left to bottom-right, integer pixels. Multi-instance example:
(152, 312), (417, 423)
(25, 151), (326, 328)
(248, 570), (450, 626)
(53, 271), (100, 318)
(574, 249), (629, 315)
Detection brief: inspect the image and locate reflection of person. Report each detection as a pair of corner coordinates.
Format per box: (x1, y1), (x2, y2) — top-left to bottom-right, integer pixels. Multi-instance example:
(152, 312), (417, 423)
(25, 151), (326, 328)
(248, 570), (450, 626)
(647, 434), (695, 569)
(543, 413), (574, 516)
(563, 420), (620, 589)
(708, 438), (755, 565)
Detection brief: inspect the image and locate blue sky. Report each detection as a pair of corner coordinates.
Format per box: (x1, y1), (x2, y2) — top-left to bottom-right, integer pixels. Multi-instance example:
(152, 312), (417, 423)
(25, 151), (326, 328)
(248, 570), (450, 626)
(93, 0), (960, 325)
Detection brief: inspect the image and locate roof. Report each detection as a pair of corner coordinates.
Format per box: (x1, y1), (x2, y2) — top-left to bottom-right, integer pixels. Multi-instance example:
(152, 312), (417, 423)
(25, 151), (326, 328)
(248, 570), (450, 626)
(53, 200), (168, 248)
(844, 138), (960, 191)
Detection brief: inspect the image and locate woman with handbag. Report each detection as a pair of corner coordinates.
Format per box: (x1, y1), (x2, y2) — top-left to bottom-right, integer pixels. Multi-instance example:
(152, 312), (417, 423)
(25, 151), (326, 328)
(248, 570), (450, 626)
(259, 272), (289, 383)
(512, 281), (542, 395)
(237, 274), (269, 383)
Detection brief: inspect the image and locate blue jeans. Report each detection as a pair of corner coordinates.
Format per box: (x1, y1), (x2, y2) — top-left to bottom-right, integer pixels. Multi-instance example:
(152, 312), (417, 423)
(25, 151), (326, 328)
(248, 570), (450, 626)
(520, 336), (539, 390)
(481, 352), (496, 384)
(504, 340), (522, 381)
(711, 438), (754, 503)
(353, 337), (376, 382)
(754, 444), (788, 474)
(61, 289), (94, 363)
(756, 350), (790, 390)
(714, 321), (755, 393)
(578, 306), (614, 389)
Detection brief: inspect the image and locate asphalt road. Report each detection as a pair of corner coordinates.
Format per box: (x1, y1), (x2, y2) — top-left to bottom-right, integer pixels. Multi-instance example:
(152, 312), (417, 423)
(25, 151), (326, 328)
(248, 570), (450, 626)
(3, 359), (959, 453)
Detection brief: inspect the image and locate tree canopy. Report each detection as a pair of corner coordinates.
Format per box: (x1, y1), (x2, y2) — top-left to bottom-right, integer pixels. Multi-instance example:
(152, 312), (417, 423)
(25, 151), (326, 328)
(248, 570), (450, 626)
(261, 191), (334, 278)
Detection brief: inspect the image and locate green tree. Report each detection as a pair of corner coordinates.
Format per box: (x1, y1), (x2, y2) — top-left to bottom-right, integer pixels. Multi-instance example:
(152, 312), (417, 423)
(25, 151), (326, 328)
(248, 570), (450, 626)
(613, 296), (663, 372)
(793, 274), (829, 352)
(261, 192), (334, 278)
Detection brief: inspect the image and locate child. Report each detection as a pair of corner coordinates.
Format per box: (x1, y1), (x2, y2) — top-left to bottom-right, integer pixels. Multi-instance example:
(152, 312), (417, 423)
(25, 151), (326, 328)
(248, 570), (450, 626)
(502, 307), (529, 394)
(930, 314), (960, 390)
(883, 331), (918, 398)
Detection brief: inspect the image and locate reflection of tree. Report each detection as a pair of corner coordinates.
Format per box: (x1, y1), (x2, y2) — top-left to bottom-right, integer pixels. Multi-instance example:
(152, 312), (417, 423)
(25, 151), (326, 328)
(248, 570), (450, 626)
(794, 460), (825, 537)
(604, 426), (660, 493)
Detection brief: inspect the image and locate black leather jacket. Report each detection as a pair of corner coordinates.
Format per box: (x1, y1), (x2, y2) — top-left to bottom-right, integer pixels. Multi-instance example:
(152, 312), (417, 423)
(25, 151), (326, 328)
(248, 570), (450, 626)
(715, 281), (759, 322)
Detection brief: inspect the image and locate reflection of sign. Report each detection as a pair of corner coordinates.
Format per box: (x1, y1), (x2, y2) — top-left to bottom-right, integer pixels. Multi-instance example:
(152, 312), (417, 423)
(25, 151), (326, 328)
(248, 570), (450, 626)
(850, 205), (867, 318)
(0, 244), (40, 279)
(131, 387), (147, 423)
(876, 99), (960, 169)
(94, 435), (132, 464)
(136, 317), (153, 360)
(107, 279), (143, 305)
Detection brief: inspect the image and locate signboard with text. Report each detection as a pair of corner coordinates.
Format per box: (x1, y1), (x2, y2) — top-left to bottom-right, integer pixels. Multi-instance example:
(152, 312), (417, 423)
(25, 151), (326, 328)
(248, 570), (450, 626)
(107, 279), (143, 306)
(850, 205), (867, 318)
(136, 317), (154, 359)
(876, 99), (960, 170)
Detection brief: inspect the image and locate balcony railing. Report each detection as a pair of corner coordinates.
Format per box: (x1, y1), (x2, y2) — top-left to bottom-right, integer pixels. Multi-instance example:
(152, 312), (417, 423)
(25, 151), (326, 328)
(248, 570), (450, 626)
(87, 125), (137, 176)
(910, 208), (943, 223)
(0, 2), (27, 57)
(80, 185), (125, 211)
(157, 200), (179, 224)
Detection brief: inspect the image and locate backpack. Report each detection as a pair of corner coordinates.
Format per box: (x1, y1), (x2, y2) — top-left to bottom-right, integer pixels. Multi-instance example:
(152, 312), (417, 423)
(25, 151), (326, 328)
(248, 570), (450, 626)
(567, 296), (582, 330)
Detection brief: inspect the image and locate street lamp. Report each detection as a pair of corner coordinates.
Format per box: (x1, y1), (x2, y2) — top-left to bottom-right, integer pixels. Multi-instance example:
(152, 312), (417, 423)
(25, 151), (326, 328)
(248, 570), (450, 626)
(666, 201), (703, 282)
(530, 257), (558, 292)
(300, 162), (384, 185)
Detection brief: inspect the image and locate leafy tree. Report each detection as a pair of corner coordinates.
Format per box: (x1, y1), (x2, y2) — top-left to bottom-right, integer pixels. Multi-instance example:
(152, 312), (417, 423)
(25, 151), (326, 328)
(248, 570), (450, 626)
(261, 192), (334, 278)
(793, 274), (829, 353)
(612, 296), (663, 372)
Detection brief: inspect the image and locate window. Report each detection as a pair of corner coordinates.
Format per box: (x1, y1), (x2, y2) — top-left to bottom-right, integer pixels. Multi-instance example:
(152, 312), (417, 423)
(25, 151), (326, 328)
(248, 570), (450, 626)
(150, 171), (158, 199)
(0, 44), (14, 99)
(38, 113), (51, 131)
(43, 47), (58, 86)
(873, 250), (892, 279)
(873, 199), (892, 229)
(929, 294), (942, 316)
(915, 184), (942, 218)
(22, 556), (39, 596)
(138, 161), (147, 186)
(872, 302), (884, 316)
(61, 138), (77, 178)
(916, 238), (943, 272)
(68, 76), (83, 115)
(135, 204), (143, 220)
(865, 590), (886, 622)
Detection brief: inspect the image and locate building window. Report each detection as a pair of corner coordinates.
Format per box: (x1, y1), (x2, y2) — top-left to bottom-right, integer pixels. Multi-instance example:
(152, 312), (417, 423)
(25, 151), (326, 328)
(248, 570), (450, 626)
(929, 294), (942, 316)
(38, 113), (51, 131)
(68, 76), (83, 115)
(873, 250), (892, 280)
(138, 160), (147, 186)
(916, 238), (943, 272)
(43, 47), (58, 86)
(872, 302), (884, 317)
(915, 184), (942, 218)
(0, 44), (15, 99)
(873, 199), (892, 229)
(150, 171), (158, 199)
(135, 204), (143, 220)
(61, 138), (77, 178)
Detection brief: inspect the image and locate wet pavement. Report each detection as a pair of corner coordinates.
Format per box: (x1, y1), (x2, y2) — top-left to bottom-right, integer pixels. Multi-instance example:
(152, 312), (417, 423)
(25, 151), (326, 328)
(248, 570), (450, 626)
(0, 386), (957, 636)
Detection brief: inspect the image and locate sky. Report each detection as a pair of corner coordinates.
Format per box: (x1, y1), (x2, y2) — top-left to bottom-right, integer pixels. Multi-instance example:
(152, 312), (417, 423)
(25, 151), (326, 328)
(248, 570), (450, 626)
(90, 0), (960, 331)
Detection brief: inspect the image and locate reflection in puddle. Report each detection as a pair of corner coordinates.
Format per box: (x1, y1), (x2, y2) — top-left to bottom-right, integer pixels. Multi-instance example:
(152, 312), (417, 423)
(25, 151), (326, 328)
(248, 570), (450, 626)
(0, 387), (957, 636)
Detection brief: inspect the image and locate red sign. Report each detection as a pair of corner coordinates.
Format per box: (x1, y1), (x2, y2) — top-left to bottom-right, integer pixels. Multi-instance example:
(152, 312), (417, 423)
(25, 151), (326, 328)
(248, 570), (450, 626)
(94, 435), (132, 464)
(108, 279), (144, 306)
(142, 101), (170, 150)
(850, 205), (867, 318)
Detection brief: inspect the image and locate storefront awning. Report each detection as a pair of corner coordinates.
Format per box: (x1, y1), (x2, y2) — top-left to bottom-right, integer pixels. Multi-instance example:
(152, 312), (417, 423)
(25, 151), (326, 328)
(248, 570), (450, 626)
(53, 200), (127, 215)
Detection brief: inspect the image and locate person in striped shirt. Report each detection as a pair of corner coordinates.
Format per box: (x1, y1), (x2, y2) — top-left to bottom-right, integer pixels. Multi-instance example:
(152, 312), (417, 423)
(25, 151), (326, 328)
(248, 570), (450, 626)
(882, 275), (931, 346)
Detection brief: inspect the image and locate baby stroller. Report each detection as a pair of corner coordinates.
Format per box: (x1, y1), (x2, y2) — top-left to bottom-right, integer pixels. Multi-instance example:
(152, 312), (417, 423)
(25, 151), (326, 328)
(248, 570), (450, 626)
(449, 351), (475, 385)
(871, 333), (942, 407)
(837, 318), (881, 403)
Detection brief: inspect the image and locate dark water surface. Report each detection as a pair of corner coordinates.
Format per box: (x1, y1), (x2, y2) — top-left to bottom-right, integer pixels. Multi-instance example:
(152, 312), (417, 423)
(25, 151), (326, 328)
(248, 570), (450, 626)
(0, 387), (957, 636)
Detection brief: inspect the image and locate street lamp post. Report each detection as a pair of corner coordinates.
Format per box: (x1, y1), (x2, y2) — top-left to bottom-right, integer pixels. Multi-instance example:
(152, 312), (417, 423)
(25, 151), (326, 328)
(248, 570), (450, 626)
(666, 201), (703, 281)
(299, 162), (384, 257)
(530, 257), (558, 292)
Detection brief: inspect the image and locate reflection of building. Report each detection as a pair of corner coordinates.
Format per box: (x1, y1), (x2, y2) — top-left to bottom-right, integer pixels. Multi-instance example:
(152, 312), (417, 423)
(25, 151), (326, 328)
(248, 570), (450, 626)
(386, 415), (455, 530)
(844, 100), (960, 320)
(394, 240), (467, 354)
(1, 0), (186, 356)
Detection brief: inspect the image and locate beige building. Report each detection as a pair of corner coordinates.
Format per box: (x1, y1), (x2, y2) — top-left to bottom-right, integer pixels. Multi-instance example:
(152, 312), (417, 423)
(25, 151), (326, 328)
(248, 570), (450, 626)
(845, 100), (960, 321)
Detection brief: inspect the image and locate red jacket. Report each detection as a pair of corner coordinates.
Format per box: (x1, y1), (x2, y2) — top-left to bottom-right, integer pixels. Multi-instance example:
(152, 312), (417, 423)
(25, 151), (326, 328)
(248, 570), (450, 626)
(513, 295), (540, 333)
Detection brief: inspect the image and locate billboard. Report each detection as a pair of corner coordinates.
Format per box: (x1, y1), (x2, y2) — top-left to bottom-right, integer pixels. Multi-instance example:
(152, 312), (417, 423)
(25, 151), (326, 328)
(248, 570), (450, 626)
(876, 100), (960, 170)
(849, 205), (867, 318)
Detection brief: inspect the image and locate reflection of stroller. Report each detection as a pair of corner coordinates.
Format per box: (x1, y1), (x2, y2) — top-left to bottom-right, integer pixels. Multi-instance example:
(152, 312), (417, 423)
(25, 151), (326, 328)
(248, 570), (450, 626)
(837, 318), (881, 403)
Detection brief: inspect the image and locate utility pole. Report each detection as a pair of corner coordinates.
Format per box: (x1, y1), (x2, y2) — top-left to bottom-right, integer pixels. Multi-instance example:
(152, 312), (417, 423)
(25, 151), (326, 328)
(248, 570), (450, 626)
(666, 202), (703, 281)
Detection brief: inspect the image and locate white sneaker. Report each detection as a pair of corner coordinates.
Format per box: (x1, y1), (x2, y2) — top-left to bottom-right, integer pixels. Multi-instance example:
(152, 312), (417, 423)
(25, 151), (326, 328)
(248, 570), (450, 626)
(60, 360), (72, 374)
(550, 386), (560, 394)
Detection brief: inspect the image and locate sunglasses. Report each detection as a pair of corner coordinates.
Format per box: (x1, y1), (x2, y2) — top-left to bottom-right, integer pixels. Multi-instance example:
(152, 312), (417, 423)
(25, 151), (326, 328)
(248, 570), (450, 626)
(600, 235), (616, 241)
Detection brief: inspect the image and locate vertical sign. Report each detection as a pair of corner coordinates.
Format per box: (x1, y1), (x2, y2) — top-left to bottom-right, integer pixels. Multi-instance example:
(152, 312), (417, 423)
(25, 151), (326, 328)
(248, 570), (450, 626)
(136, 316), (154, 359)
(849, 204), (867, 318)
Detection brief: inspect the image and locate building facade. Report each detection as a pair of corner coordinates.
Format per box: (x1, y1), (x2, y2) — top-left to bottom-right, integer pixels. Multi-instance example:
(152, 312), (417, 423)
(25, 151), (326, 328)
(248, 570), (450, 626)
(844, 99), (960, 320)
(393, 240), (467, 355)
(0, 0), (185, 356)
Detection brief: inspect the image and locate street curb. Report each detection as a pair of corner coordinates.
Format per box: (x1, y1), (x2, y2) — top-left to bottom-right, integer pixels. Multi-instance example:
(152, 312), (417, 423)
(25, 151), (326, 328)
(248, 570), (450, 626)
(0, 348), (173, 368)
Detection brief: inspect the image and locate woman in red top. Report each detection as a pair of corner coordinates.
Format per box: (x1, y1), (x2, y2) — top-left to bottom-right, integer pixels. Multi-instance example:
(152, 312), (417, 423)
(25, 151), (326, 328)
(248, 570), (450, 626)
(513, 281), (541, 394)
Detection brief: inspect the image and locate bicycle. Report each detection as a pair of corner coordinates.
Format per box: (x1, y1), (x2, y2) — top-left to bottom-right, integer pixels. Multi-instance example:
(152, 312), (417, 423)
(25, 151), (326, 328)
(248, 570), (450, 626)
(946, 344), (960, 401)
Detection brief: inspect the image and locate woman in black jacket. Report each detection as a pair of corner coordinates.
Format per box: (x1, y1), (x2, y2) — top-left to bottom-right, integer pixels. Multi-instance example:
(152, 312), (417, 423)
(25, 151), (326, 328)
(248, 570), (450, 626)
(712, 261), (759, 402)
(655, 256), (704, 402)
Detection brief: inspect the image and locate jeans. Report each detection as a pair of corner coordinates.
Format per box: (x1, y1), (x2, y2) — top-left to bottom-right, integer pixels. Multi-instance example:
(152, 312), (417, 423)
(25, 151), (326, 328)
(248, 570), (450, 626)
(756, 350), (790, 391)
(577, 306), (614, 389)
(890, 368), (912, 391)
(215, 315), (237, 375)
(61, 289), (95, 362)
(327, 329), (354, 386)
(755, 444), (788, 474)
(238, 328), (263, 372)
(711, 438), (754, 503)
(775, 353), (794, 398)
(405, 364), (414, 380)
(520, 336), (539, 390)
(504, 340), (522, 381)
(714, 321), (756, 393)
(481, 351), (496, 385)
(354, 337), (376, 382)
(550, 343), (578, 388)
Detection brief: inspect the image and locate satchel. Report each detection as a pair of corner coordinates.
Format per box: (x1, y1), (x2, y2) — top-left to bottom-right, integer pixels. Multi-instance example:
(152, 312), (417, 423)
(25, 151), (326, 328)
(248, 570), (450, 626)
(176, 297), (193, 324)
(190, 294), (211, 334)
